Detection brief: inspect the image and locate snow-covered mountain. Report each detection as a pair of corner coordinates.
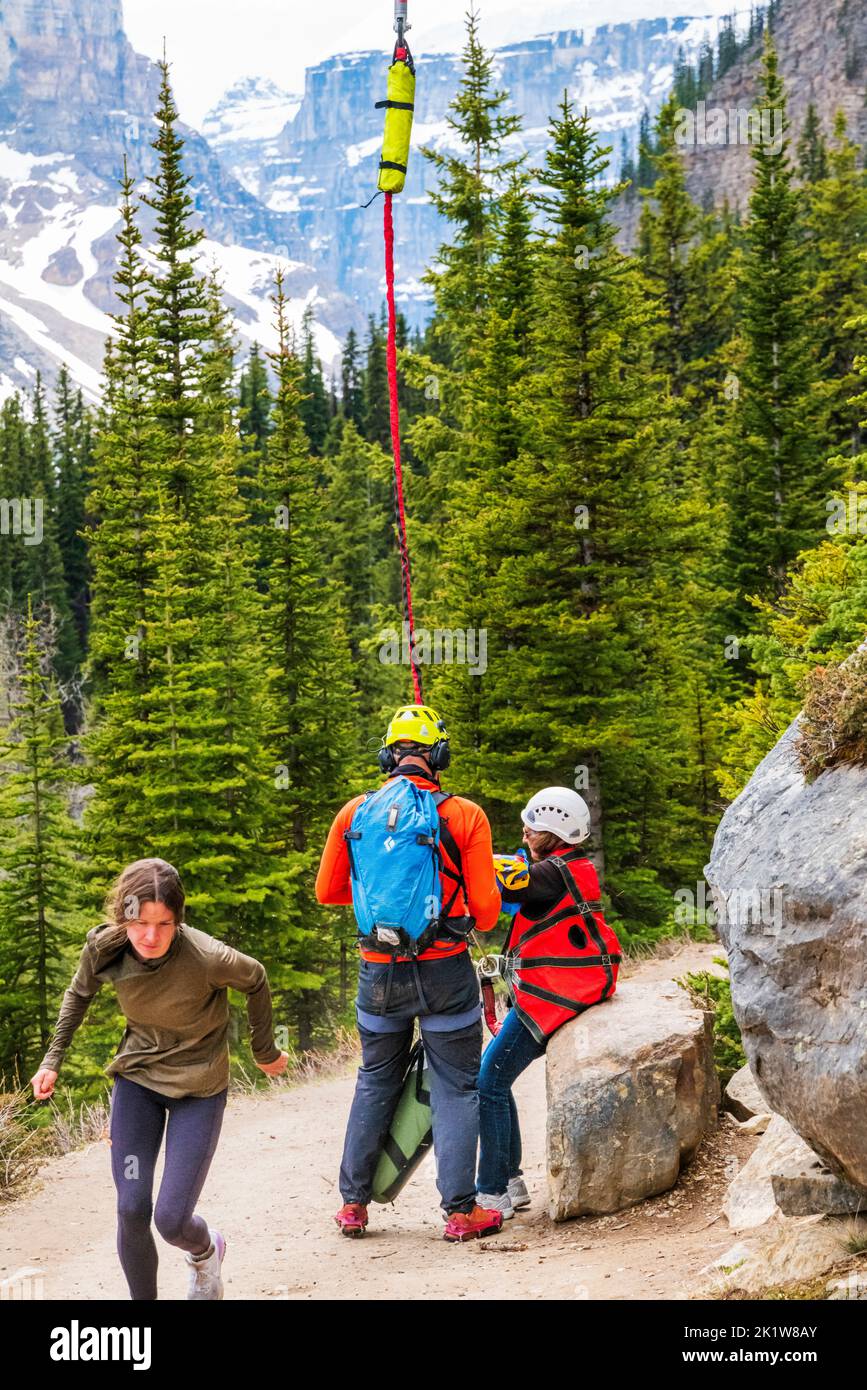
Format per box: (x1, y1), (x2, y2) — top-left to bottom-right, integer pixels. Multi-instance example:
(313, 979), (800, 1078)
(0, 1), (349, 402)
(206, 16), (721, 323)
(0, 2), (722, 400)
(201, 77), (303, 195)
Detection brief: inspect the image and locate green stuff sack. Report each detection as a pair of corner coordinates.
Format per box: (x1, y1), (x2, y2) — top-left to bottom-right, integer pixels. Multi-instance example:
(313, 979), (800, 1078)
(376, 60), (416, 195)
(371, 1040), (432, 1203)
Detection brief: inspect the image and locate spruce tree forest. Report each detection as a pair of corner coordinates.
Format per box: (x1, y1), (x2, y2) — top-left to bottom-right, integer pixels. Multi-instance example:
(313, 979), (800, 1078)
(1, 12), (866, 1104)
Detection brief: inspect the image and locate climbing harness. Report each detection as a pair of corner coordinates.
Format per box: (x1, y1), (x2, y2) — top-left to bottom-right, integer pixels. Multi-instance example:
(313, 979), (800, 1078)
(475, 853), (529, 1035)
(371, 2), (423, 703)
(507, 849), (623, 1045)
(475, 946), (509, 1037)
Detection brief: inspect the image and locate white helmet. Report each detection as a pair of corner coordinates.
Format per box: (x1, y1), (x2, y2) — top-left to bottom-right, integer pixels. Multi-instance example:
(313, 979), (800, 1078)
(520, 787), (591, 845)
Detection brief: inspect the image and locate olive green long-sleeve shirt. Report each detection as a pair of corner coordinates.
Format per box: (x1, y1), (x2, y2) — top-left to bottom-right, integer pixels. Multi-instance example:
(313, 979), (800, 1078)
(40, 922), (281, 1098)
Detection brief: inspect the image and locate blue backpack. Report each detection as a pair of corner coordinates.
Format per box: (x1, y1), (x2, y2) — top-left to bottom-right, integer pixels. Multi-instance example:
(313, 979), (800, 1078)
(344, 777), (466, 954)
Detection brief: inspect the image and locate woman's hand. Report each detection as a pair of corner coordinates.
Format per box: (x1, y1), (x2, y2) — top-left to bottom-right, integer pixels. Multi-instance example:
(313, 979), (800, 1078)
(256, 1050), (290, 1078)
(31, 1068), (58, 1100)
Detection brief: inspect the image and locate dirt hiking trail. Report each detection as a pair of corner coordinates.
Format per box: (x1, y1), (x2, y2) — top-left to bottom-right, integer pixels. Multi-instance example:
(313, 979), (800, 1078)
(0, 942), (756, 1300)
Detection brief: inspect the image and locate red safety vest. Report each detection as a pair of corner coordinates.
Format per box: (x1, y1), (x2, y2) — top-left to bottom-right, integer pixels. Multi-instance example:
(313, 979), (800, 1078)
(506, 847), (622, 1044)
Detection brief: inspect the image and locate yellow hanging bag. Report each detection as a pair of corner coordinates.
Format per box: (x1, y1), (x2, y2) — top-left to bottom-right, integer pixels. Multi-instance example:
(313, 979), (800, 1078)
(376, 58), (416, 195)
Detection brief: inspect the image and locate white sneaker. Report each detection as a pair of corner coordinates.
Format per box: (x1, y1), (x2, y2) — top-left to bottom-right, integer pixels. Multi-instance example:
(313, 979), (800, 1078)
(185, 1227), (226, 1300)
(508, 1177), (531, 1210)
(476, 1192), (514, 1220)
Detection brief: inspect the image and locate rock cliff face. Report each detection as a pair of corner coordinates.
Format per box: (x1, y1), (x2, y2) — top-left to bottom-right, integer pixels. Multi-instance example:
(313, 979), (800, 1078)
(209, 18), (717, 321)
(618, 0), (867, 245)
(682, 0), (867, 213)
(15, 5), (840, 395)
(705, 719), (867, 1193)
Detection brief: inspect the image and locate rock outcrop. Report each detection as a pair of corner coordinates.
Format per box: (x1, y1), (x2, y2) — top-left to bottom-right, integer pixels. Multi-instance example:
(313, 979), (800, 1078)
(616, 1), (867, 248)
(546, 977), (719, 1220)
(726, 1114), (867, 1231)
(702, 1211), (867, 1297)
(706, 718), (867, 1192)
(724, 1063), (770, 1122)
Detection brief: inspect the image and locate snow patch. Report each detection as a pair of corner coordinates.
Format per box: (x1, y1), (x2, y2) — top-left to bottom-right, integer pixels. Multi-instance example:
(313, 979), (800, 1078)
(0, 291), (103, 399)
(203, 77), (301, 146)
(0, 146), (66, 183)
(0, 199), (119, 336)
(346, 136), (381, 169)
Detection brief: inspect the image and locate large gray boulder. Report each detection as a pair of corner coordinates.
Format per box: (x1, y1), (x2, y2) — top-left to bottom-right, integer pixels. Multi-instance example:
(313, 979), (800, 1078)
(546, 978), (719, 1219)
(706, 718), (867, 1192)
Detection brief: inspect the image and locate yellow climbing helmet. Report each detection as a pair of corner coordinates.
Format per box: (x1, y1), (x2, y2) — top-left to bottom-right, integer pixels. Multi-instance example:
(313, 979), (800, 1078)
(493, 854), (531, 893)
(379, 703), (451, 773)
(385, 704), (447, 747)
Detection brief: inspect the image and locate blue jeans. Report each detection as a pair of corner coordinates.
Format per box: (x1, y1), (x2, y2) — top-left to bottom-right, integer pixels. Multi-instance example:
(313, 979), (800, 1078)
(339, 952), (483, 1214)
(477, 1007), (546, 1196)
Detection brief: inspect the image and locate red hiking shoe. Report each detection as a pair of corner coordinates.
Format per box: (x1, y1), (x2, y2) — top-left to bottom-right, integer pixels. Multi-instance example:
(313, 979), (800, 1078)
(334, 1202), (369, 1237)
(443, 1205), (504, 1243)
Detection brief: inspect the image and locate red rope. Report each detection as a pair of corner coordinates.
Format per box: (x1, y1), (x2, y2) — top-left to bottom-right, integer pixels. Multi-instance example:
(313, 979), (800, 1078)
(481, 978), (502, 1036)
(384, 191), (424, 705)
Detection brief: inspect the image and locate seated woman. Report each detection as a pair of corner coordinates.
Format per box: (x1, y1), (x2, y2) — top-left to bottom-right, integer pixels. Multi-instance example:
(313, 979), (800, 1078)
(476, 788), (622, 1217)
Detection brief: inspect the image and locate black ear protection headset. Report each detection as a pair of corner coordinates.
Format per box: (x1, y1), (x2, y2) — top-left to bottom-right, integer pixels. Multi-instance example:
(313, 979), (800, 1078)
(377, 720), (451, 774)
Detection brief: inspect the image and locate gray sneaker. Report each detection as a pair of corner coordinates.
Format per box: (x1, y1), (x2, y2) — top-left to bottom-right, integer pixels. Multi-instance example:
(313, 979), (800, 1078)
(507, 1177), (531, 1209)
(476, 1192), (514, 1220)
(185, 1228), (226, 1300)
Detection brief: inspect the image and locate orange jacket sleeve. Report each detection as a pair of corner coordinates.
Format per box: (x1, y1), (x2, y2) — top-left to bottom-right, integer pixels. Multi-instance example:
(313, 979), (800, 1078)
(315, 795), (365, 905)
(451, 798), (501, 934)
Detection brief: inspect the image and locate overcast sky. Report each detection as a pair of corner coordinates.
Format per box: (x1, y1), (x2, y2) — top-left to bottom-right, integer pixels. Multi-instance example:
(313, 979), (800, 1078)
(122, 1), (744, 127)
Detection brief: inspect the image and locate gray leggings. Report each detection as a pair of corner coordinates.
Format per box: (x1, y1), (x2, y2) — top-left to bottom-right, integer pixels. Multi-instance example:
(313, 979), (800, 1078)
(109, 1074), (227, 1300)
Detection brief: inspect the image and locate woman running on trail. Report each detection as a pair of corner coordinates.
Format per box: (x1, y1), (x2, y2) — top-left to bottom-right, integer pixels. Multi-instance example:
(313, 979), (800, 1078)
(30, 858), (288, 1301)
(476, 789), (622, 1218)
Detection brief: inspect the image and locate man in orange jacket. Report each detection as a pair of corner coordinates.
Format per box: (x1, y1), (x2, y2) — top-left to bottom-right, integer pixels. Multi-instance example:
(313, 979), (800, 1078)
(316, 703), (503, 1242)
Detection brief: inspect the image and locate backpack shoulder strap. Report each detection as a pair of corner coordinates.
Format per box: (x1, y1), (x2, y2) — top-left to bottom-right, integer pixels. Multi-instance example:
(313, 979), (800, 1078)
(431, 790), (467, 916)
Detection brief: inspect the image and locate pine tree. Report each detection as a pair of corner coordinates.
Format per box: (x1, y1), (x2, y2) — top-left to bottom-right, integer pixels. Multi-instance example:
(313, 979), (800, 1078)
(54, 365), (92, 669)
(238, 341), (273, 512)
(239, 342), (273, 454)
(319, 421), (401, 718)
(639, 95), (701, 400)
(258, 271), (360, 1045)
(797, 103), (828, 184)
(361, 309), (390, 448)
(636, 110), (656, 189)
(719, 291), (867, 794)
(803, 112), (867, 459)
(725, 38), (835, 637)
(85, 160), (162, 734)
(638, 93), (737, 803)
(297, 305), (331, 455)
(0, 384), (77, 686)
(141, 57), (212, 467)
(717, 16), (739, 78)
(697, 39), (715, 95)
(0, 601), (84, 1085)
(339, 328), (364, 429)
(421, 4), (522, 359)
